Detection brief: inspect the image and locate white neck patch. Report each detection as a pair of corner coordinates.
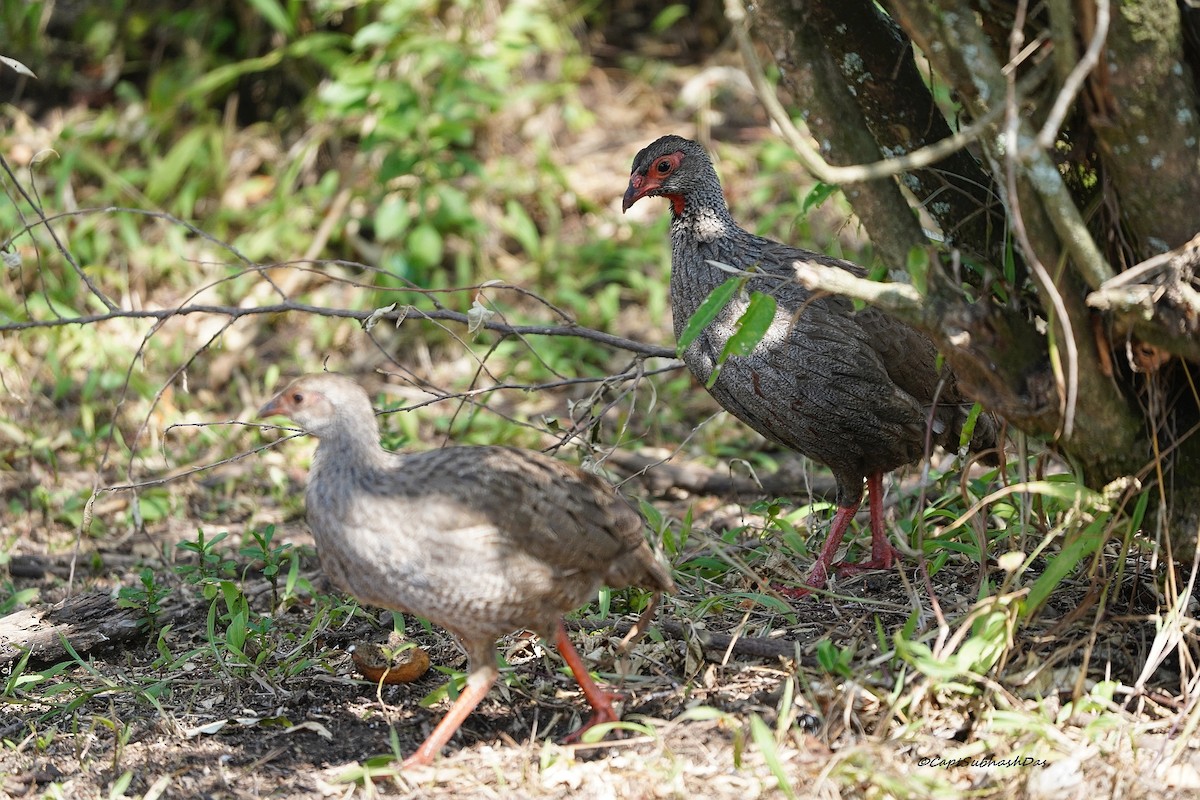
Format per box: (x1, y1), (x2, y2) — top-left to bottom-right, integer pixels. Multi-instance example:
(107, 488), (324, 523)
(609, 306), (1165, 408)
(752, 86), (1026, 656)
(687, 207), (729, 242)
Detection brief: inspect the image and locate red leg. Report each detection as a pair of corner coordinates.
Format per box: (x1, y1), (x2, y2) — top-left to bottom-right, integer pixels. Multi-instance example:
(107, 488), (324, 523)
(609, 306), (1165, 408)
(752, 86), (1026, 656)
(554, 619), (620, 743)
(778, 499), (861, 598)
(403, 664), (497, 768)
(835, 472), (900, 574)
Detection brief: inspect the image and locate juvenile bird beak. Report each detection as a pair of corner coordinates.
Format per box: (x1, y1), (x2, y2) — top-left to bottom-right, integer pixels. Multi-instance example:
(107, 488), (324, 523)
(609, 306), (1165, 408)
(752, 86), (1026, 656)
(622, 174), (647, 212)
(257, 394), (287, 419)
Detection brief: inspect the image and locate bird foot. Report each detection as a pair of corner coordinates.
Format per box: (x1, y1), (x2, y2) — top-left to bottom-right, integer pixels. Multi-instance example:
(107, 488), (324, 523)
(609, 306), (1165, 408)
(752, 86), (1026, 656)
(401, 749), (436, 769)
(774, 580), (821, 599)
(772, 562), (832, 599)
(834, 544), (900, 576)
(560, 696), (622, 744)
(773, 545), (900, 598)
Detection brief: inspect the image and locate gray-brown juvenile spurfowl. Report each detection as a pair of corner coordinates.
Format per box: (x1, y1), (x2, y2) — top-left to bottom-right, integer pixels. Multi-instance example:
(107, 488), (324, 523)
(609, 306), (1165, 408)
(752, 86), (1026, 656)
(259, 373), (674, 765)
(623, 135), (997, 595)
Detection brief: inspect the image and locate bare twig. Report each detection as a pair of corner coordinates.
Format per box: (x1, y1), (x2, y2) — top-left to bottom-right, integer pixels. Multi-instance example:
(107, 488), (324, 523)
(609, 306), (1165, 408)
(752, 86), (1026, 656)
(1, 204), (255, 266)
(1035, 0), (1110, 150)
(0, 298), (677, 358)
(0, 158), (120, 311)
(1004, 0), (1080, 438)
(789, 261), (926, 323)
(725, 0), (1004, 185)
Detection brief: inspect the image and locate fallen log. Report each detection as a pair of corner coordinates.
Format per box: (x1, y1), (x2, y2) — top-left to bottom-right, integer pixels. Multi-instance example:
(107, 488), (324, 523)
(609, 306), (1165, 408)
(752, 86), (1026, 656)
(0, 591), (195, 667)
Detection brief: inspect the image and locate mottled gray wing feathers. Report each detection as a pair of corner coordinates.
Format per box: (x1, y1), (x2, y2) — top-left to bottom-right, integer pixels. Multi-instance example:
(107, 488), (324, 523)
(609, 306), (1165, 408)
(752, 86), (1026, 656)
(380, 447), (669, 590)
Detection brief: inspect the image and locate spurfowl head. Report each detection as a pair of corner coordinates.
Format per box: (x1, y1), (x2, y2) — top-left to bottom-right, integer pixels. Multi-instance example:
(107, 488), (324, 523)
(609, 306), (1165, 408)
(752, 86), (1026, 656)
(622, 134), (715, 216)
(257, 372), (375, 439)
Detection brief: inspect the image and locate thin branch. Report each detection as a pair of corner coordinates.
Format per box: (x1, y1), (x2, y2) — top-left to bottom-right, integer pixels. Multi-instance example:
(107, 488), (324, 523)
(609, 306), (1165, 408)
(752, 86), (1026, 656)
(1035, 0), (1110, 150)
(99, 431), (295, 494)
(377, 365), (684, 416)
(789, 261), (926, 323)
(1, 205), (254, 265)
(0, 156), (119, 311)
(1005, 0), (1082, 438)
(98, 363), (687, 499)
(726, 0), (1004, 185)
(0, 299), (678, 358)
(1095, 232), (1200, 289)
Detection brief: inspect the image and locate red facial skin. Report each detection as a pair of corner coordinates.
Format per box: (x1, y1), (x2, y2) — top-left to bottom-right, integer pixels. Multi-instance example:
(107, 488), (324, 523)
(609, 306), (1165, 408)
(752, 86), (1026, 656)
(622, 151), (685, 215)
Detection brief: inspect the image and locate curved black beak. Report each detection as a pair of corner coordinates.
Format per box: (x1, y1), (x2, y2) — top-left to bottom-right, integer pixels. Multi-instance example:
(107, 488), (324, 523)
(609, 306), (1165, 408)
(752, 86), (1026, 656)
(622, 174), (647, 212)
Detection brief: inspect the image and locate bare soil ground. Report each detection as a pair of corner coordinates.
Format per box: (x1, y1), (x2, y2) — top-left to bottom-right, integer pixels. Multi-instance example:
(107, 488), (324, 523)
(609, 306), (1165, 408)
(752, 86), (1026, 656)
(4, 457), (1199, 799)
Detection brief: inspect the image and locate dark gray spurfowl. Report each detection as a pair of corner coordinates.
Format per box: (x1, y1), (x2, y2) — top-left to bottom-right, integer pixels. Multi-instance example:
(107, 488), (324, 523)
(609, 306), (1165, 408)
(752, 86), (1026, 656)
(623, 135), (997, 596)
(259, 373), (675, 766)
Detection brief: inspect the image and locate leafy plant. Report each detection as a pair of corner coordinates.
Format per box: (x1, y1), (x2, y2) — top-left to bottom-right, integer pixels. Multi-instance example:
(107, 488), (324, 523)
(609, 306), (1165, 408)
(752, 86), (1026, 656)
(815, 638), (855, 678)
(176, 530), (238, 590)
(0, 579), (37, 616)
(115, 567), (172, 632)
(239, 523), (295, 608)
(204, 579), (273, 670)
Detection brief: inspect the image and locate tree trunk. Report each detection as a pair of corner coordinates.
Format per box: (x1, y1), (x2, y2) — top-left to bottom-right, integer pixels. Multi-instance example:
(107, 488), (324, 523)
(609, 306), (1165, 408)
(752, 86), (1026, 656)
(748, 0), (1200, 558)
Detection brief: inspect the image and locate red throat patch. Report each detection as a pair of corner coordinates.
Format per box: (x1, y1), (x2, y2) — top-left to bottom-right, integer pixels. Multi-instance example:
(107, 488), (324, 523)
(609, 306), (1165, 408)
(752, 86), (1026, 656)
(668, 195), (685, 215)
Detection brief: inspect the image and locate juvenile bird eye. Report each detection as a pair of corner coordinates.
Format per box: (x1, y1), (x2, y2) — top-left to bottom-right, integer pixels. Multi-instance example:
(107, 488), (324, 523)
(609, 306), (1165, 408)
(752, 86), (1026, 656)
(656, 160), (671, 173)
(292, 392), (304, 403)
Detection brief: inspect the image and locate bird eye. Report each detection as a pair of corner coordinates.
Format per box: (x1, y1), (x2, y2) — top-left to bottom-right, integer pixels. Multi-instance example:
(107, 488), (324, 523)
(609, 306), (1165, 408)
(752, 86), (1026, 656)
(656, 159), (672, 174)
(291, 392), (304, 404)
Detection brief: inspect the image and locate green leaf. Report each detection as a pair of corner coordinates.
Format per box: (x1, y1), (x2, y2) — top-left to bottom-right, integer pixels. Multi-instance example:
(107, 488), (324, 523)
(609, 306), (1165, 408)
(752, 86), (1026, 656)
(407, 224), (444, 269)
(245, 0), (294, 36)
(1003, 230), (1017, 285)
(1024, 516), (1107, 614)
(187, 35), (347, 103)
(651, 4), (689, 32)
(906, 246), (930, 295)
(579, 720), (656, 744)
(502, 200), (540, 258)
(802, 181), (838, 214)
(719, 291), (777, 359)
(750, 715), (797, 800)
(958, 401), (984, 452)
(145, 128), (209, 204)
(109, 771), (134, 798)
(435, 185), (473, 228)
(957, 607), (1010, 674)
(894, 636), (964, 682)
(318, 81), (371, 110)
(677, 278), (741, 352)
(352, 21), (400, 48)
(374, 197), (410, 242)
(816, 639), (838, 673)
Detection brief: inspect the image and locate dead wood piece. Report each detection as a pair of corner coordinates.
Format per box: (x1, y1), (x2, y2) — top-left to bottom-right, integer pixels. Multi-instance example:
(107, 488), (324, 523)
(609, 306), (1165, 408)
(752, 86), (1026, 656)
(6, 551), (144, 581)
(0, 591), (195, 667)
(606, 450), (838, 501)
(8, 555), (49, 579)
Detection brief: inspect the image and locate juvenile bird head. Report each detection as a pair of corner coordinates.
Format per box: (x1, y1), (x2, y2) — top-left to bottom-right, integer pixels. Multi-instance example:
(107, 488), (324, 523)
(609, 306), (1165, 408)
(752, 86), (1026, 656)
(258, 373), (375, 439)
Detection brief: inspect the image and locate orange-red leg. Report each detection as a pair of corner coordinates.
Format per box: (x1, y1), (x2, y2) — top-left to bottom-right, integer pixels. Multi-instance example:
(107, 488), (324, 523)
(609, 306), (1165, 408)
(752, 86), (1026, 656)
(779, 498), (860, 598)
(554, 619), (620, 743)
(781, 473), (900, 598)
(403, 664), (497, 768)
(834, 472), (900, 574)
